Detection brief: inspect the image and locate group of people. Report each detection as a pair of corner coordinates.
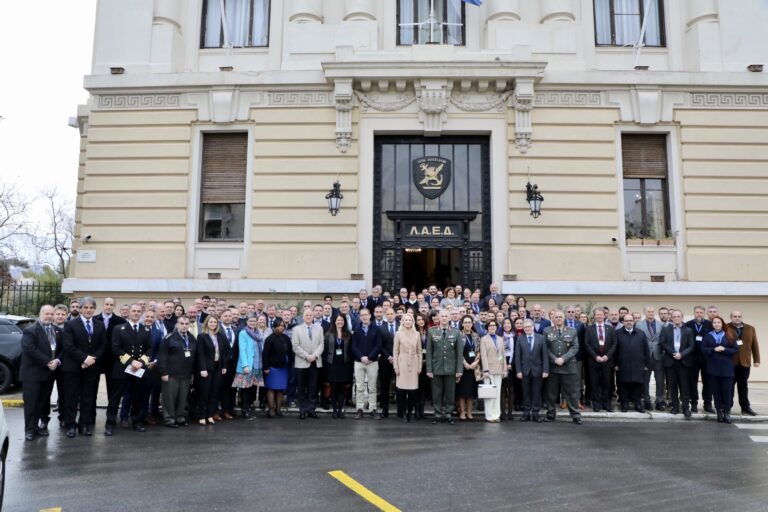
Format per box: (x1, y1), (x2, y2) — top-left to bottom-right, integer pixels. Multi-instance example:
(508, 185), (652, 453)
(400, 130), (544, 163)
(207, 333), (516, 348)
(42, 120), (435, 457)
(19, 284), (761, 440)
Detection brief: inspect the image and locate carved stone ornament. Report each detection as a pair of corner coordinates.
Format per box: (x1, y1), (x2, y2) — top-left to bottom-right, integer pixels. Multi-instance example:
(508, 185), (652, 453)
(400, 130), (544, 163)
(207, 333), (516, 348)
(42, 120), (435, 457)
(415, 79), (452, 136)
(512, 78), (535, 154)
(334, 79), (354, 153)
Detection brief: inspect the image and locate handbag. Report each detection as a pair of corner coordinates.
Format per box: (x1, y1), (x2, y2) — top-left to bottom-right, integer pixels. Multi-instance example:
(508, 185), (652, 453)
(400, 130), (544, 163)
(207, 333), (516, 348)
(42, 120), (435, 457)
(477, 375), (496, 399)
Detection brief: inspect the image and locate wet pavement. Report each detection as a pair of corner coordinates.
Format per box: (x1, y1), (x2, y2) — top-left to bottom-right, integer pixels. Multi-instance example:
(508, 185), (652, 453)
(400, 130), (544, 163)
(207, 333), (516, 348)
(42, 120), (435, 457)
(5, 407), (768, 512)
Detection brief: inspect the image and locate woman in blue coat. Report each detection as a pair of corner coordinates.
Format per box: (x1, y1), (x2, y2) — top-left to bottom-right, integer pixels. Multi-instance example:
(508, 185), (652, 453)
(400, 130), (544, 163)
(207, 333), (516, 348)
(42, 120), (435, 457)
(232, 314), (264, 419)
(701, 316), (739, 424)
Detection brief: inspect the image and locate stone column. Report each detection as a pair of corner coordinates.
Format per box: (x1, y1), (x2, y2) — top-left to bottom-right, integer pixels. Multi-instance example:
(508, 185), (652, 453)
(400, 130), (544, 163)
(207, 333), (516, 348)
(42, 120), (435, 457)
(684, 0), (721, 71)
(150, 0), (182, 72)
(539, 0), (576, 23)
(344, 0), (376, 21)
(486, 0), (520, 21)
(289, 0), (323, 23)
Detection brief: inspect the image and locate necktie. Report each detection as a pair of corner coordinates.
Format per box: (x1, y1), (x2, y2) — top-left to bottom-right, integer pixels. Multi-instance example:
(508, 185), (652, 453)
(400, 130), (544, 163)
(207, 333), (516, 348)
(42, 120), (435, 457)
(46, 325), (56, 351)
(86, 319), (93, 337)
(226, 327), (233, 346)
(598, 324), (604, 342)
(649, 321), (656, 336)
(182, 334), (189, 348)
(389, 323), (395, 337)
(134, 324), (139, 334)
(104, 316), (109, 330)
(442, 328), (447, 338)
(528, 335), (533, 351)
(307, 326), (312, 339)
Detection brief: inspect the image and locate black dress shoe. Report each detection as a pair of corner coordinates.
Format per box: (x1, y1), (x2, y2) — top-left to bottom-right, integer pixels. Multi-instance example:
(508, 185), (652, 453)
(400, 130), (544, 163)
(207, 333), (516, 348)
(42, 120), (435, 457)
(683, 409), (692, 419)
(381, 412), (389, 418)
(355, 410), (363, 420)
(104, 425), (114, 436)
(25, 431), (35, 441)
(644, 401), (652, 411)
(704, 404), (715, 414)
(133, 423), (146, 433)
(635, 406), (645, 413)
(35, 428), (49, 437)
(655, 403), (666, 412)
(447, 417), (455, 425)
(620, 405), (628, 413)
(299, 412), (306, 420)
(716, 409), (724, 422)
(534, 416), (543, 423)
(690, 404), (698, 413)
(743, 407), (759, 416)
(670, 407), (680, 415)
(66, 427), (77, 438)
(431, 417), (439, 424)
(120, 420), (130, 428)
(84, 425), (93, 436)
(59, 419), (66, 429)
(573, 417), (582, 425)
(310, 412), (319, 419)
(723, 412), (733, 424)
(165, 423), (179, 428)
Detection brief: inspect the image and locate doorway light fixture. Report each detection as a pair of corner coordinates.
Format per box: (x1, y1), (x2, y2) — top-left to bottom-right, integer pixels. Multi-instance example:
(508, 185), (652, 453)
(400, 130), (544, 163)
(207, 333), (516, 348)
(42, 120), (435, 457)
(326, 180), (343, 216)
(526, 182), (543, 219)
(405, 248), (422, 253)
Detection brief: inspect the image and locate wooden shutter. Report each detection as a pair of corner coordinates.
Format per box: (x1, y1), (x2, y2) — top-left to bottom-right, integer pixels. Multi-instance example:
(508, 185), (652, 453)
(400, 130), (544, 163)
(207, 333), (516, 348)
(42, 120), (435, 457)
(201, 133), (247, 203)
(621, 134), (667, 179)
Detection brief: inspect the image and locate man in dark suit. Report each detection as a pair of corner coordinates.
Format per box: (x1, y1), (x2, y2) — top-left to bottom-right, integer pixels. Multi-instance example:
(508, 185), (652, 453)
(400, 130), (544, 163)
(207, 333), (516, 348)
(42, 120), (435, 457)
(378, 308), (399, 418)
(584, 308), (617, 412)
(685, 306), (713, 413)
(21, 305), (63, 441)
(659, 309), (695, 418)
(158, 315), (197, 427)
(350, 308), (383, 419)
(61, 297), (106, 438)
(105, 303), (151, 436)
(369, 285), (384, 310)
(482, 283), (503, 310)
(615, 314), (651, 413)
(514, 319), (549, 422)
(218, 309), (239, 419)
(531, 304), (551, 335)
(93, 297), (126, 406)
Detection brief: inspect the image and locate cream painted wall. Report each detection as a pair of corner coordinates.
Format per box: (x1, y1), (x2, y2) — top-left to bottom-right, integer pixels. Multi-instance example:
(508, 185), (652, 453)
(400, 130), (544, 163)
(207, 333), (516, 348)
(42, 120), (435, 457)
(676, 108), (768, 281)
(508, 106), (624, 281)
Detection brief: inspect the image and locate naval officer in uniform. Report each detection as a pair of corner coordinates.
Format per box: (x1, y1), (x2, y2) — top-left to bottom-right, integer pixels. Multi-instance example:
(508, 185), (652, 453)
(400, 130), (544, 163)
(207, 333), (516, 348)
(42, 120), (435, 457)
(426, 309), (463, 424)
(105, 303), (152, 436)
(544, 310), (582, 424)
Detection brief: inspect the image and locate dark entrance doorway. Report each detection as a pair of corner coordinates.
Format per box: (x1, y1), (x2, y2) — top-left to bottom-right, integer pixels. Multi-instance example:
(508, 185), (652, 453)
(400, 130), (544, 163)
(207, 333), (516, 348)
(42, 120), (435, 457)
(373, 136), (491, 293)
(402, 248), (461, 292)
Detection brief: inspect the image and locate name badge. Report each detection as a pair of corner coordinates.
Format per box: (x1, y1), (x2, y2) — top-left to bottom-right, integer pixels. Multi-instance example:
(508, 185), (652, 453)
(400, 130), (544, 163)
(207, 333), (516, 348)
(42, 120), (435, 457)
(468, 351), (476, 358)
(335, 348), (343, 356)
(737, 339), (743, 346)
(498, 354), (503, 362)
(184, 351), (191, 358)
(422, 348), (427, 354)
(695, 336), (703, 342)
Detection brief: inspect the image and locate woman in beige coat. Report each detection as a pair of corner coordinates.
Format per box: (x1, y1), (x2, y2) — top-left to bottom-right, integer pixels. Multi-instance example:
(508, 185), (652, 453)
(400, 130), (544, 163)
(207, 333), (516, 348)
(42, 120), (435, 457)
(393, 314), (423, 423)
(480, 319), (508, 422)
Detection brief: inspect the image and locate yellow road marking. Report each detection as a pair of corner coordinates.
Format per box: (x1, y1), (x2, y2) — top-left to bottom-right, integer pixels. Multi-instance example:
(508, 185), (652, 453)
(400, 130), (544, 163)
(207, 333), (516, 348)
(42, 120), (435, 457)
(39, 508), (62, 512)
(328, 470), (401, 512)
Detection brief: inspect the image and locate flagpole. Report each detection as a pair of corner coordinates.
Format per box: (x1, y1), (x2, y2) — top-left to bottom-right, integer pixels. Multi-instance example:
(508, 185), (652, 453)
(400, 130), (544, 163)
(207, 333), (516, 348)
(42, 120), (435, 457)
(633, 0), (653, 68)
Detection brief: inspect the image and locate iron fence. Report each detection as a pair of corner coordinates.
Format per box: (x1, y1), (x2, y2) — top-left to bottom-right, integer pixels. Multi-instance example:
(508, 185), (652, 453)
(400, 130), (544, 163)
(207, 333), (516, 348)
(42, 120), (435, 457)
(0, 281), (67, 317)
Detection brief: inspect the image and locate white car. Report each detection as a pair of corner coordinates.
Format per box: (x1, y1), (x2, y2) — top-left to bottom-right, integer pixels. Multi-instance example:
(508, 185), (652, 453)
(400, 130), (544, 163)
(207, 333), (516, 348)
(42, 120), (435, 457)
(0, 401), (7, 509)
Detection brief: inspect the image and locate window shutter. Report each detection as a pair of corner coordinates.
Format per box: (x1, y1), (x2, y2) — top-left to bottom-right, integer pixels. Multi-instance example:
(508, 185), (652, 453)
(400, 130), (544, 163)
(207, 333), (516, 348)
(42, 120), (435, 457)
(621, 134), (667, 179)
(201, 133), (247, 203)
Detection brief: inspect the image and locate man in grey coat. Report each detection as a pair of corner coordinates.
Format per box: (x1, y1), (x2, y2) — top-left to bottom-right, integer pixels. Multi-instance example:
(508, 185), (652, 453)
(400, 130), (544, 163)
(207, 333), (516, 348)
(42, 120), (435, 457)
(543, 311), (581, 424)
(635, 306), (665, 411)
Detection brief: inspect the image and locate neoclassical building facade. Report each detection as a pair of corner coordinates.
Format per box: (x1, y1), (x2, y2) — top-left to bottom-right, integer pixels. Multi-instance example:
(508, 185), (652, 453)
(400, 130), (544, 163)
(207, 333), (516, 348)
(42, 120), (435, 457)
(65, 0), (767, 374)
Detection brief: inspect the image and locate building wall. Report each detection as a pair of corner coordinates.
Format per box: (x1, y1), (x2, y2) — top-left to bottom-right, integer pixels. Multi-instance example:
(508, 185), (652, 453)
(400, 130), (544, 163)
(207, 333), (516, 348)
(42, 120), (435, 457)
(677, 108), (768, 281)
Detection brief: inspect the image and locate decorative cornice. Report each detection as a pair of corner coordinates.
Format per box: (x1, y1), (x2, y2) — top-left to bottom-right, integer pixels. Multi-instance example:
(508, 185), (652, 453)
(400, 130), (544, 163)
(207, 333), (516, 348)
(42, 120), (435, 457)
(449, 91), (514, 112)
(690, 92), (768, 108)
(268, 91), (334, 106)
(354, 91), (417, 112)
(96, 94), (181, 109)
(534, 91), (605, 107)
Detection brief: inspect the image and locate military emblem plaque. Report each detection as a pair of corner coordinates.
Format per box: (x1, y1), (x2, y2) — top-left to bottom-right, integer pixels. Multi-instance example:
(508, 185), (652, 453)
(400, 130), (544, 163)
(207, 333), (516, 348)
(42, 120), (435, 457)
(412, 156), (451, 199)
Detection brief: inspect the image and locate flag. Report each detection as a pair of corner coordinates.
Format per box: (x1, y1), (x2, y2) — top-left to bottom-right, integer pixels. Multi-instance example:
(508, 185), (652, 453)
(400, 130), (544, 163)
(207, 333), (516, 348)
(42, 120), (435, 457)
(463, 0), (482, 5)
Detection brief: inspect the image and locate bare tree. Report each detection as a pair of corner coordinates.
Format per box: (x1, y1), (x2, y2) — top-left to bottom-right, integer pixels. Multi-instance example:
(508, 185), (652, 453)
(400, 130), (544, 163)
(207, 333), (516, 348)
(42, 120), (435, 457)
(0, 182), (30, 257)
(32, 188), (74, 278)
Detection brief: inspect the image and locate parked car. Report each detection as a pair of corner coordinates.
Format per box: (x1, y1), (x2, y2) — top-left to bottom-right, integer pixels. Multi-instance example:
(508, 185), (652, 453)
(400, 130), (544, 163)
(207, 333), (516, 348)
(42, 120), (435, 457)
(0, 314), (35, 331)
(0, 319), (23, 393)
(0, 401), (8, 509)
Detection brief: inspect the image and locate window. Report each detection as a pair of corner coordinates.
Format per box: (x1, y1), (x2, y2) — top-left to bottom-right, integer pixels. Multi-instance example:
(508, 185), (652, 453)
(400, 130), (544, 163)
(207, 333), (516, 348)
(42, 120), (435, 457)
(398, 0), (465, 46)
(622, 134), (671, 239)
(201, 0), (270, 48)
(199, 133), (248, 242)
(594, 0), (665, 47)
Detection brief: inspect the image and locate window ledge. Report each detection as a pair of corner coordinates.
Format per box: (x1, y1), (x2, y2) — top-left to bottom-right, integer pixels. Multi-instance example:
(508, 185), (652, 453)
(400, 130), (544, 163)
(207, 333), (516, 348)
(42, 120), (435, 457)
(595, 46), (668, 53)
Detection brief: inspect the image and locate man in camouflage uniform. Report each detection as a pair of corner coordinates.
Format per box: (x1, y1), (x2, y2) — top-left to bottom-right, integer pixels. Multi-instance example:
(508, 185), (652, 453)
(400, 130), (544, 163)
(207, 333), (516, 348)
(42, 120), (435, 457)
(544, 310), (582, 424)
(426, 310), (463, 425)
